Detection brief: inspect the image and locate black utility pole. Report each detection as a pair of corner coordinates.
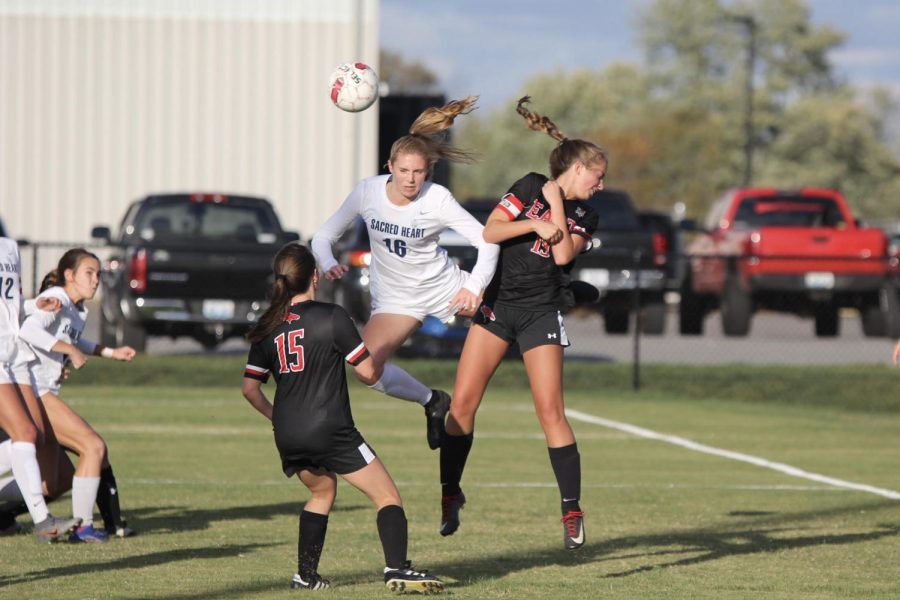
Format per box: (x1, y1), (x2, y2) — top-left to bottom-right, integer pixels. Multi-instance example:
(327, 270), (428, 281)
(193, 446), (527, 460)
(726, 14), (757, 187)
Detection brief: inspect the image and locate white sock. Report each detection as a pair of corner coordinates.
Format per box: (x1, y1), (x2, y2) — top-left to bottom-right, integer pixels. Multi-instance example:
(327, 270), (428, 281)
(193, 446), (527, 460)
(10, 441), (49, 523)
(72, 476), (101, 526)
(367, 363), (432, 405)
(0, 439), (12, 475)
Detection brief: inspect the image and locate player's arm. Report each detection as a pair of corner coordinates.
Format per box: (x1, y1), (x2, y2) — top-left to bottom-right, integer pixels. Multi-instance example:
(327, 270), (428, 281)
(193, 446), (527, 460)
(81, 339), (136, 362)
(242, 378), (273, 421)
(541, 180), (584, 265)
(18, 308), (88, 369)
(310, 182), (365, 280)
(483, 205), (562, 245)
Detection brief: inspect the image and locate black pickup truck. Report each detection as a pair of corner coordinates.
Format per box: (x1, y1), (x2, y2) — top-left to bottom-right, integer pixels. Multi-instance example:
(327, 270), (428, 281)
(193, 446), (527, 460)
(91, 193), (299, 351)
(568, 189), (670, 334)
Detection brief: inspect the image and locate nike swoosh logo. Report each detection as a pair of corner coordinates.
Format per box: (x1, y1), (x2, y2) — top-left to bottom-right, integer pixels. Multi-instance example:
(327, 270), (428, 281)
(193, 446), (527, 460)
(571, 524), (584, 545)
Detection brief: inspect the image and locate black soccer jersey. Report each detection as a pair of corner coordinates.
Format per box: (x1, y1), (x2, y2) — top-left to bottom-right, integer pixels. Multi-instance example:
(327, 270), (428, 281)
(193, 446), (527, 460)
(483, 172), (599, 311)
(244, 301), (369, 461)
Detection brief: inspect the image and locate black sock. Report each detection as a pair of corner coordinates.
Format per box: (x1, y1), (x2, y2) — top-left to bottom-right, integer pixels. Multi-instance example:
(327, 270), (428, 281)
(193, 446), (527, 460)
(97, 465), (125, 531)
(376, 504), (407, 570)
(548, 443), (581, 514)
(297, 510), (329, 579)
(440, 432), (473, 497)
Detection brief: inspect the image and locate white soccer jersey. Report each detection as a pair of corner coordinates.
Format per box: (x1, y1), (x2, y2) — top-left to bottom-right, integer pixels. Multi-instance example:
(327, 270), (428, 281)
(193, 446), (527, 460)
(0, 237), (23, 363)
(15, 286), (97, 393)
(311, 175), (498, 312)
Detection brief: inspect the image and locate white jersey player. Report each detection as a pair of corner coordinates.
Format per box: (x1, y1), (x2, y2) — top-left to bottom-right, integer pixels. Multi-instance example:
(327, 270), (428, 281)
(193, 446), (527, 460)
(0, 237), (82, 542)
(313, 174), (496, 322)
(13, 249), (136, 542)
(311, 96), (498, 450)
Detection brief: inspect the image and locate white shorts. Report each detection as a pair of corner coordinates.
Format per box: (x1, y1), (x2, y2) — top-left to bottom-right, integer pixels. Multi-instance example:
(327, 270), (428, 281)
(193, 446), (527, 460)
(371, 270), (470, 323)
(0, 360), (38, 389)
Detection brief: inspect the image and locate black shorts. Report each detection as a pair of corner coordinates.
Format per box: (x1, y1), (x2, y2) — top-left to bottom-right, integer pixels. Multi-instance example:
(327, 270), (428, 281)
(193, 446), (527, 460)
(278, 428), (377, 477)
(473, 302), (570, 354)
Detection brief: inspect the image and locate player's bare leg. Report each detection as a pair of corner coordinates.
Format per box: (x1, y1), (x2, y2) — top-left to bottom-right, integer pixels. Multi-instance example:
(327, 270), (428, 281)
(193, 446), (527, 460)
(362, 313), (451, 449)
(523, 344), (583, 550)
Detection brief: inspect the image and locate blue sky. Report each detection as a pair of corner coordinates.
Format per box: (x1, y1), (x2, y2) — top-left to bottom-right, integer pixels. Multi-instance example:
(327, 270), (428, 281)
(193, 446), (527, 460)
(380, 0), (900, 115)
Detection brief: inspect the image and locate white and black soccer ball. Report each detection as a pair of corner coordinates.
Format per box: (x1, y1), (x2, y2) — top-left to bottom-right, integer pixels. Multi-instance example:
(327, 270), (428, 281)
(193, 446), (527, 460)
(329, 62), (379, 112)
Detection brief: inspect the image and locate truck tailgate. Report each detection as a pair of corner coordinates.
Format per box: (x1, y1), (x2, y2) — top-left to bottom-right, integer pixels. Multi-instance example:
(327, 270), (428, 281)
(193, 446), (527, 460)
(750, 227), (886, 275)
(142, 241), (276, 299)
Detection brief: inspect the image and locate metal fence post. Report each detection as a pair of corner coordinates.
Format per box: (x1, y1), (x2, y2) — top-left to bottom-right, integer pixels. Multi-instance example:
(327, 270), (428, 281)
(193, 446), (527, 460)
(632, 249), (642, 391)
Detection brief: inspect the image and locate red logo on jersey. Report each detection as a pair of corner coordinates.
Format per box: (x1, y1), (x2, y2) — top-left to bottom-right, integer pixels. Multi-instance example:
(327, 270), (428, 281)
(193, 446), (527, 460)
(284, 312), (301, 323)
(480, 305), (496, 322)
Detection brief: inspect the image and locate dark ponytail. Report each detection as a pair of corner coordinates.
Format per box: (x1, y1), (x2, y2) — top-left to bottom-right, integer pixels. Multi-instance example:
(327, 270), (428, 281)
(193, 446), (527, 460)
(247, 242), (317, 343)
(39, 269), (61, 293)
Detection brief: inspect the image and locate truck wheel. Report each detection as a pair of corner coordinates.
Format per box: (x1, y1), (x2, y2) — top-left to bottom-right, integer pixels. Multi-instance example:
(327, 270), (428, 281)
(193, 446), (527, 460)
(814, 306), (839, 337)
(98, 306), (118, 348)
(679, 283), (704, 336)
(640, 301), (667, 335)
(860, 304), (886, 337)
(881, 284), (900, 338)
(116, 319), (148, 352)
(603, 308), (630, 334)
(720, 278), (752, 336)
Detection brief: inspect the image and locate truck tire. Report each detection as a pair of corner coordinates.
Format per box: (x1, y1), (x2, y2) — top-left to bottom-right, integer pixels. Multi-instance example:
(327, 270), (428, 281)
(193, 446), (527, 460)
(679, 280), (704, 336)
(116, 318), (148, 353)
(720, 278), (752, 337)
(860, 304), (886, 337)
(882, 284), (900, 338)
(98, 305), (118, 348)
(640, 301), (666, 335)
(814, 306), (839, 337)
(603, 307), (630, 334)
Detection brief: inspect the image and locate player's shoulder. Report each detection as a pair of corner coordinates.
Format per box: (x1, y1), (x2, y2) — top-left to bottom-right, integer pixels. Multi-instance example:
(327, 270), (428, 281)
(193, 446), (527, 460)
(508, 172), (548, 199)
(38, 286), (69, 304)
(0, 237), (18, 255)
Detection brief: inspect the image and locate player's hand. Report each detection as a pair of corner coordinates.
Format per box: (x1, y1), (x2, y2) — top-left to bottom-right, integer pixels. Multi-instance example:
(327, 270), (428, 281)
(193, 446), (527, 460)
(113, 346), (137, 362)
(68, 349), (88, 370)
(324, 265), (349, 281)
(542, 180), (563, 205)
(449, 289), (480, 317)
(892, 339), (900, 365)
(36, 297), (62, 312)
(533, 221), (563, 245)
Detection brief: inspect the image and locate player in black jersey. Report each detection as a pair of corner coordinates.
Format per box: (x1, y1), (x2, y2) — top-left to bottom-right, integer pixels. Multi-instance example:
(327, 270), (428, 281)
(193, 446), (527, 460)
(438, 97), (605, 551)
(242, 242), (443, 593)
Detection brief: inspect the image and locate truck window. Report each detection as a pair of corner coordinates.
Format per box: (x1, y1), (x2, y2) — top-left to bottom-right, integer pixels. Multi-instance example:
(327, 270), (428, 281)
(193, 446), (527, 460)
(134, 201), (278, 242)
(733, 195), (846, 229)
(586, 192), (640, 230)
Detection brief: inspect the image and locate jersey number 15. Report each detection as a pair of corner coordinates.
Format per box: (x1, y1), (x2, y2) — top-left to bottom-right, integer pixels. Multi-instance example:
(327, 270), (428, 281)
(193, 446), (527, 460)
(275, 330), (305, 373)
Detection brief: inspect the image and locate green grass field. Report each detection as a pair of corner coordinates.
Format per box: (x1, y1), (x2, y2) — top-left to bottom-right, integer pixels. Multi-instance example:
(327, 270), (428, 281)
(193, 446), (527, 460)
(1, 357), (899, 599)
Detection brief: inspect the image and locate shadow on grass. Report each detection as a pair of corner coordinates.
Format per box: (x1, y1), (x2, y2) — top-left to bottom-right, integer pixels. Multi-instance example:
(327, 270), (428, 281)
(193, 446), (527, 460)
(426, 498), (900, 584)
(120, 500), (368, 535)
(0, 542), (279, 586)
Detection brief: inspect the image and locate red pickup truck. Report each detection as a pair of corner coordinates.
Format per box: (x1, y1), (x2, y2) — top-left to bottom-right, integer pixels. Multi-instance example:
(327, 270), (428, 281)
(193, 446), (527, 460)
(680, 187), (899, 337)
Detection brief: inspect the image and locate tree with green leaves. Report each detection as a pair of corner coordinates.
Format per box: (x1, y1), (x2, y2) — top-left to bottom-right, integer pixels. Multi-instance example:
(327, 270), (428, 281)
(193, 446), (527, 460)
(452, 0), (900, 221)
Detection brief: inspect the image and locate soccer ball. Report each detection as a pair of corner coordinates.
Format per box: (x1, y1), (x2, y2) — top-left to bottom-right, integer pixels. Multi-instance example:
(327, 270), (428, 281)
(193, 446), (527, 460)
(329, 62), (379, 112)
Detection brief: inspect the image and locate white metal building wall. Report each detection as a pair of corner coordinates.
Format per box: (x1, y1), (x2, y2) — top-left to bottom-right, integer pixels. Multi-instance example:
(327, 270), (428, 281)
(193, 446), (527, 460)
(0, 0), (379, 248)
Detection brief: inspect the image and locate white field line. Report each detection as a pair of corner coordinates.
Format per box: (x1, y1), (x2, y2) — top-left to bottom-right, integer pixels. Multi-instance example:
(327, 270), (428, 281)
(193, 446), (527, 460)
(566, 408), (900, 501)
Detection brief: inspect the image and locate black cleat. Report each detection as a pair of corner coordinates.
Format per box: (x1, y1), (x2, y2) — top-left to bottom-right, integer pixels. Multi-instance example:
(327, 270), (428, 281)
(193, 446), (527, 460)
(384, 561), (444, 594)
(439, 490), (465, 537)
(424, 389), (451, 450)
(561, 510), (585, 550)
(290, 572), (330, 590)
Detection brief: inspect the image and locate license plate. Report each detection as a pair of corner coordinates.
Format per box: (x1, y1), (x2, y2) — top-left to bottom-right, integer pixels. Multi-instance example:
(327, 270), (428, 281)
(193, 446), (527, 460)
(577, 268), (610, 289)
(202, 299), (235, 320)
(804, 272), (835, 289)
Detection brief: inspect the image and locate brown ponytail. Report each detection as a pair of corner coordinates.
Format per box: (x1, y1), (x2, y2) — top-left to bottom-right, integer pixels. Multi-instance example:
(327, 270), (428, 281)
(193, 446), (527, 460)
(39, 269), (61, 293)
(388, 96), (480, 171)
(247, 242), (317, 343)
(516, 96), (608, 179)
